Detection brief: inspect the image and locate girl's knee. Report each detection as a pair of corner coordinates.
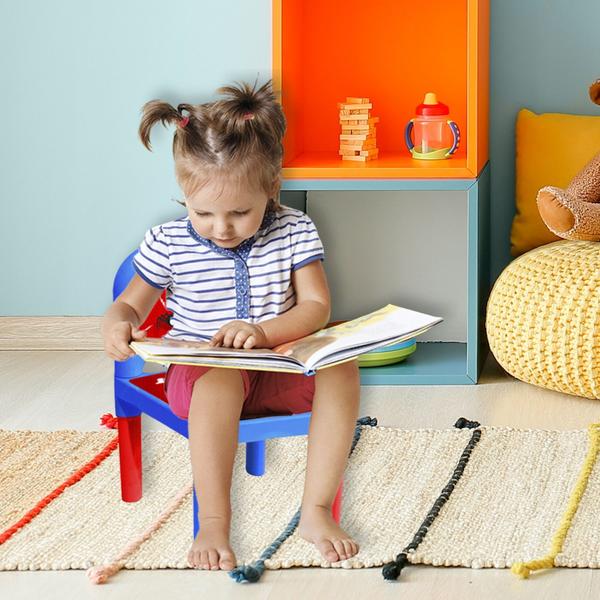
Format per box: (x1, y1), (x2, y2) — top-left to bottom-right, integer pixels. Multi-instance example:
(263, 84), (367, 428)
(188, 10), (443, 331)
(314, 360), (360, 395)
(321, 359), (360, 379)
(191, 367), (246, 398)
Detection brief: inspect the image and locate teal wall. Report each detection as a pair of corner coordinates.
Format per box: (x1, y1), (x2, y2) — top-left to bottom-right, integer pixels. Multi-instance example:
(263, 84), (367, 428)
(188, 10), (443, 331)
(1, 1), (599, 315)
(0, 0), (272, 315)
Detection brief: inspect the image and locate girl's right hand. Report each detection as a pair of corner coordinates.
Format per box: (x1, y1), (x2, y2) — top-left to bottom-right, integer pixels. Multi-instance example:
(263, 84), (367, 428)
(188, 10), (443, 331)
(103, 321), (147, 362)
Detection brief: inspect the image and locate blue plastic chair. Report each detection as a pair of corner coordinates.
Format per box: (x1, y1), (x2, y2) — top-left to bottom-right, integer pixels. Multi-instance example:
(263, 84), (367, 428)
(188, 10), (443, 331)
(112, 250), (342, 538)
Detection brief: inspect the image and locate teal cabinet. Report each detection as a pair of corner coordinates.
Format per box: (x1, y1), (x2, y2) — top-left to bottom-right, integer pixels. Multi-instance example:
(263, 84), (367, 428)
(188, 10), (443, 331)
(281, 163), (490, 385)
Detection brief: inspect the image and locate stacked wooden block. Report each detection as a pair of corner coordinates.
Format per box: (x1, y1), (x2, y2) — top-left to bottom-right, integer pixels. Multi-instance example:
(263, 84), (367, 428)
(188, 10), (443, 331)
(338, 97), (379, 161)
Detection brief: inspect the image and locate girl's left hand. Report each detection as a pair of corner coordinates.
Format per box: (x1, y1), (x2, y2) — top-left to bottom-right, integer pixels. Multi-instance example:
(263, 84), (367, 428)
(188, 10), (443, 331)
(209, 321), (268, 349)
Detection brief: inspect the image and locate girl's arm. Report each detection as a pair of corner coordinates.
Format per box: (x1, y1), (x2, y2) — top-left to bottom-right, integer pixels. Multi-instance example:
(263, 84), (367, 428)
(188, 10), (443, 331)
(258, 260), (331, 348)
(102, 274), (164, 360)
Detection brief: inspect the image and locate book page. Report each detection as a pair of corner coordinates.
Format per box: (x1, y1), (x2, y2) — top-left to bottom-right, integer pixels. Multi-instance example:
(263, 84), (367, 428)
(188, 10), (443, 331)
(130, 304), (442, 373)
(130, 337), (303, 365)
(273, 304), (442, 371)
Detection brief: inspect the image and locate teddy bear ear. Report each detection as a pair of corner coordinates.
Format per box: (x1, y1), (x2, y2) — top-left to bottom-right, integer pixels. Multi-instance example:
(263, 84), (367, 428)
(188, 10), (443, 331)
(590, 79), (600, 106)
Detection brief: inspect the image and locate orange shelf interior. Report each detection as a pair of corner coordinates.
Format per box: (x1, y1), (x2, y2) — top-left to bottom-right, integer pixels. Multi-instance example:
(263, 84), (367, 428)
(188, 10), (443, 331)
(273, 0), (488, 179)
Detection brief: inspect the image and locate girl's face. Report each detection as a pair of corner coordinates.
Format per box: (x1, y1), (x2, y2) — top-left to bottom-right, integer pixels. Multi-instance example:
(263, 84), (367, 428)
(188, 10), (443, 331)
(185, 179), (272, 249)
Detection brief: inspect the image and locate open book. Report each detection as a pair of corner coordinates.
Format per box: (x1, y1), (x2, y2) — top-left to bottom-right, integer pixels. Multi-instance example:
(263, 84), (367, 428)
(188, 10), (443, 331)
(129, 304), (442, 375)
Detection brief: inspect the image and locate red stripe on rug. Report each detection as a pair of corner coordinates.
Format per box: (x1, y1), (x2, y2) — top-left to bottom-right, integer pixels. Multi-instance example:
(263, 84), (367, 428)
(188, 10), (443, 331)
(0, 414), (119, 546)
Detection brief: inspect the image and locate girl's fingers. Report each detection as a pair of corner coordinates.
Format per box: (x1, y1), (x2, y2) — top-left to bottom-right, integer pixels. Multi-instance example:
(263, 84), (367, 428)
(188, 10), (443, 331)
(214, 324), (256, 348)
(232, 330), (248, 348)
(110, 351), (128, 361)
(243, 335), (256, 349)
(222, 328), (238, 347)
(210, 327), (225, 346)
(108, 341), (133, 361)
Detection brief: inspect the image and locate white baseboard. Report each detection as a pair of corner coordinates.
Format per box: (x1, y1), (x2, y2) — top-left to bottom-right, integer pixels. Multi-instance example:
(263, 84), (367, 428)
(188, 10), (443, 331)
(0, 317), (104, 350)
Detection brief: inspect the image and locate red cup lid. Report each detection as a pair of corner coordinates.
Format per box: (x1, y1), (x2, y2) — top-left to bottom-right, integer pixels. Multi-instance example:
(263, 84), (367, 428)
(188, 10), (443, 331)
(416, 92), (449, 116)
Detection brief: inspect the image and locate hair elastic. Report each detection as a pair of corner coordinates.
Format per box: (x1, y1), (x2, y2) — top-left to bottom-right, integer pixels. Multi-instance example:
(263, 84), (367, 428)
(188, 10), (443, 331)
(178, 116), (190, 128)
(243, 112), (255, 121)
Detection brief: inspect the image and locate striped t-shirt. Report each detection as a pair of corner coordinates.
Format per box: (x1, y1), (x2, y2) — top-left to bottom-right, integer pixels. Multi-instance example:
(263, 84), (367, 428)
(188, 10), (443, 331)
(133, 205), (325, 341)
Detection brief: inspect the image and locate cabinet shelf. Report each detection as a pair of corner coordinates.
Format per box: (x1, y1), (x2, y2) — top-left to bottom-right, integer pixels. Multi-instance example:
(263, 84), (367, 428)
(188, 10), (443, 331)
(359, 342), (473, 385)
(282, 151), (473, 179)
(273, 0), (489, 180)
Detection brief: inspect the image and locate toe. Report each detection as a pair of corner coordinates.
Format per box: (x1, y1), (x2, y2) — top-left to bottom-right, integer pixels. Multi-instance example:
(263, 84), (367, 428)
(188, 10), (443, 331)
(208, 549), (219, 570)
(200, 550), (210, 569)
(318, 539), (339, 563)
(342, 539), (355, 559)
(332, 539), (346, 561)
(219, 550), (236, 570)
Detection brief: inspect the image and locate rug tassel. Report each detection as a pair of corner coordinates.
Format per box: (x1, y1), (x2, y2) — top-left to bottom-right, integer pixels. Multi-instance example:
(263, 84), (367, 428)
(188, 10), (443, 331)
(100, 413), (118, 429)
(511, 558), (554, 579)
(87, 481), (194, 584)
(229, 560), (265, 583)
(382, 553), (409, 580)
(511, 423), (600, 580)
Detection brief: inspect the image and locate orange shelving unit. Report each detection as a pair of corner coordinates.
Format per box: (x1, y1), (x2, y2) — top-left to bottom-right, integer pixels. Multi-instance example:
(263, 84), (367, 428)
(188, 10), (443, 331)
(273, 0), (489, 179)
(272, 0), (491, 385)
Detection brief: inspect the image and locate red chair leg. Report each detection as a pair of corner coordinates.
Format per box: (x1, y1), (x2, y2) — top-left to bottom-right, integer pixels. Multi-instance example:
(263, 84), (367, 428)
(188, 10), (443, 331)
(118, 415), (142, 502)
(331, 480), (343, 524)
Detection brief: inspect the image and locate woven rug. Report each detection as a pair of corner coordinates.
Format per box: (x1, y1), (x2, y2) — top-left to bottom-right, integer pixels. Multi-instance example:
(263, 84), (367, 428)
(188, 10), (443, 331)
(1, 416), (600, 584)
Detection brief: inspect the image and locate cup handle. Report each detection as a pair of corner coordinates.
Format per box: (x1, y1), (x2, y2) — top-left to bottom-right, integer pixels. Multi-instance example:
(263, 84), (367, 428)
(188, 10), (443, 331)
(445, 120), (460, 156)
(404, 120), (415, 151)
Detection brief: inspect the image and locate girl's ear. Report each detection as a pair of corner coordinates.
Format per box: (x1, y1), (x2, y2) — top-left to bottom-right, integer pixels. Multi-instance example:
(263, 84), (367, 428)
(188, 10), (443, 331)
(271, 179), (281, 198)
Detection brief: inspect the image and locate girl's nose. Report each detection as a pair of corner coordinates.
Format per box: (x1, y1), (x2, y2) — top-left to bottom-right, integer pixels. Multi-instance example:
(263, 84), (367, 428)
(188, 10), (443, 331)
(214, 220), (232, 236)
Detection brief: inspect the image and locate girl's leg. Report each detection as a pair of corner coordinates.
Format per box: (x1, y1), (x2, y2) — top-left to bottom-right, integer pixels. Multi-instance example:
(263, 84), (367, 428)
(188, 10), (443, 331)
(297, 359), (361, 563)
(186, 367), (246, 570)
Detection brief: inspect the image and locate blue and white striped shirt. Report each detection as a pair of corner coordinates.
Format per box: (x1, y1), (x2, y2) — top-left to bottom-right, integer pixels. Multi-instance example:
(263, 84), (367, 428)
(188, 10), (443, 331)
(133, 205), (325, 341)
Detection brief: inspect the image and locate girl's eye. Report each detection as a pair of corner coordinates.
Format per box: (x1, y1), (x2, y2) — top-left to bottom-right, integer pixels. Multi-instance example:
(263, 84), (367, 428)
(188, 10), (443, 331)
(194, 211), (249, 217)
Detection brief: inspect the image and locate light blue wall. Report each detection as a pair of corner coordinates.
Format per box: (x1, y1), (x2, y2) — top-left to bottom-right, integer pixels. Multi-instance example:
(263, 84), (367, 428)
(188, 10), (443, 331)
(0, 0), (272, 315)
(1, 1), (599, 315)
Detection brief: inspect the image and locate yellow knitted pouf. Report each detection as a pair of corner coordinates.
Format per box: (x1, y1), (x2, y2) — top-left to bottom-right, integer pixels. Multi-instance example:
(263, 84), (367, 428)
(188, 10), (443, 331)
(486, 240), (600, 399)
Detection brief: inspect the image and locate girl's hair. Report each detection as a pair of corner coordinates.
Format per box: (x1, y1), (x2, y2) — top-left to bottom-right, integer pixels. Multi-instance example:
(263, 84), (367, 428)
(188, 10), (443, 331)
(138, 79), (286, 210)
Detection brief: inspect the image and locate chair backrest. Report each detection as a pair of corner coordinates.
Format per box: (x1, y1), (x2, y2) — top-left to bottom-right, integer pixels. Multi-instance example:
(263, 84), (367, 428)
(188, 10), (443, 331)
(113, 250), (172, 378)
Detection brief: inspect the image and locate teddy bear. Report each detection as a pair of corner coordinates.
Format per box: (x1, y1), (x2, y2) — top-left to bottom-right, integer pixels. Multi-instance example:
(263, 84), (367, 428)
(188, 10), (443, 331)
(536, 79), (600, 241)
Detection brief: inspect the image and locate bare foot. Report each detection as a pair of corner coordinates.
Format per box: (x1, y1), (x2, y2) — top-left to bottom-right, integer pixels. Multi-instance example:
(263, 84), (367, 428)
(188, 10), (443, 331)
(187, 516), (236, 570)
(297, 505), (359, 563)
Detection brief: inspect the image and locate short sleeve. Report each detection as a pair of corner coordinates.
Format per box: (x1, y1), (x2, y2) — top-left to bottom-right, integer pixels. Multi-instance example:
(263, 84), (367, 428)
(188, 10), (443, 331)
(133, 225), (172, 289)
(291, 213), (325, 271)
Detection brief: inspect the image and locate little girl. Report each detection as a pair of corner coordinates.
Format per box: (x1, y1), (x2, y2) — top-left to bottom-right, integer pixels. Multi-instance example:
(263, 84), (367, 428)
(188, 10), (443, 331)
(101, 80), (361, 571)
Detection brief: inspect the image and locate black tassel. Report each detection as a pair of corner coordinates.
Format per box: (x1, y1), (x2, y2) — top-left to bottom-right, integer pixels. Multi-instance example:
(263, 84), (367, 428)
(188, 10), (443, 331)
(382, 553), (409, 580)
(454, 417), (480, 429)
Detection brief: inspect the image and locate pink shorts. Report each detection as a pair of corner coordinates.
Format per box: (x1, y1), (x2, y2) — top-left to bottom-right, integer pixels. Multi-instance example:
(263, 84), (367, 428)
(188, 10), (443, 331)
(164, 364), (315, 420)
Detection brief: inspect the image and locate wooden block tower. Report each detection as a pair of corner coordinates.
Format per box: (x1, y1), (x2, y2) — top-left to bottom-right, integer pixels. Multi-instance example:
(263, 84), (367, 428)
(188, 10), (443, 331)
(338, 97), (379, 161)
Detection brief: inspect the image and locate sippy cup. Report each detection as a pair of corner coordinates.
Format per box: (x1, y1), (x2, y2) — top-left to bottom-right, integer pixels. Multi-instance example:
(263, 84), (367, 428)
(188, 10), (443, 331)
(404, 93), (460, 160)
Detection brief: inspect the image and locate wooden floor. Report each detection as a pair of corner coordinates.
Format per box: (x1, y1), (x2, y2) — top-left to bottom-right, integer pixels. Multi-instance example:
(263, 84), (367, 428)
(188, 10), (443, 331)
(2, 350), (600, 600)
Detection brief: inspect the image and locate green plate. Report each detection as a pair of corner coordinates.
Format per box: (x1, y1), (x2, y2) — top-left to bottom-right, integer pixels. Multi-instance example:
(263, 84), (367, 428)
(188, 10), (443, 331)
(358, 342), (417, 367)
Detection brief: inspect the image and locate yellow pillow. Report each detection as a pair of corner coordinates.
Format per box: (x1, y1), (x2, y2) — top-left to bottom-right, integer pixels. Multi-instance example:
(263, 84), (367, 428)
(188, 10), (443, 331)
(510, 109), (600, 256)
